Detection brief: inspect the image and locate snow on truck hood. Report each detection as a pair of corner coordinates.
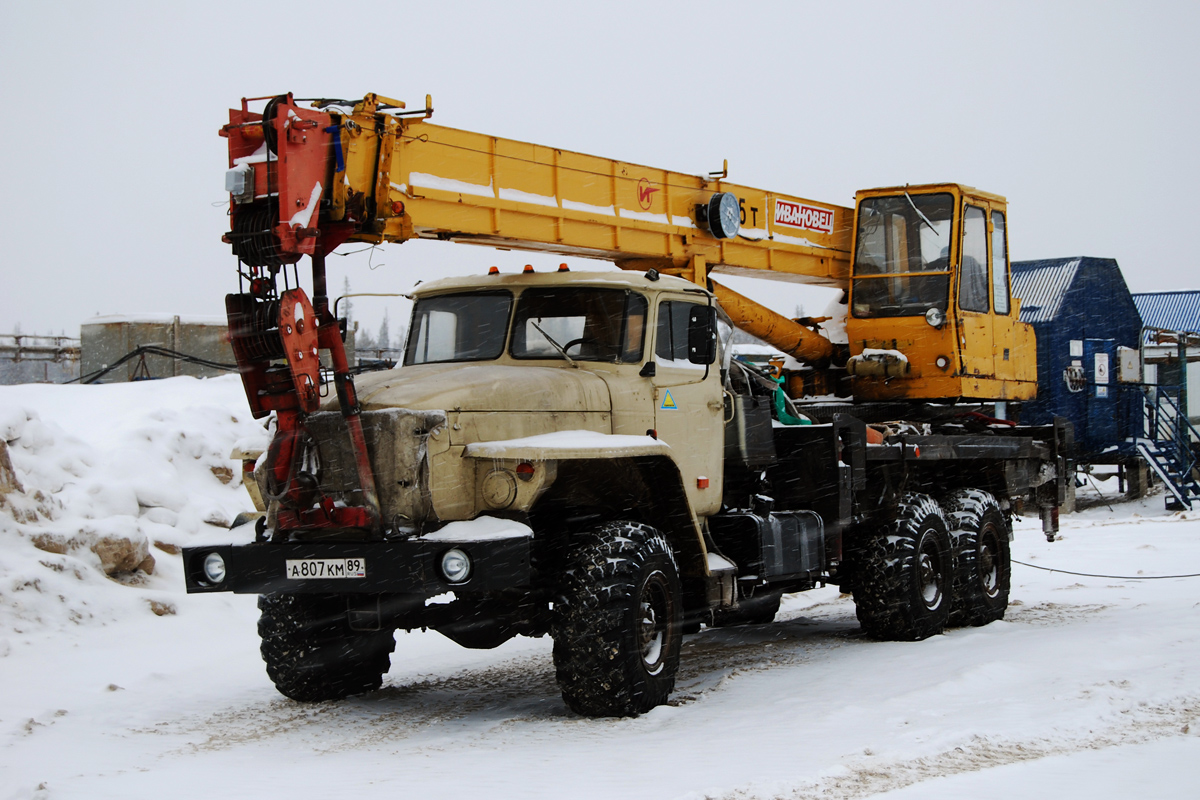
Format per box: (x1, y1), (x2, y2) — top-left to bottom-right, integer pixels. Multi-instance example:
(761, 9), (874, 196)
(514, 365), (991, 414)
(342, 363), (613, 414)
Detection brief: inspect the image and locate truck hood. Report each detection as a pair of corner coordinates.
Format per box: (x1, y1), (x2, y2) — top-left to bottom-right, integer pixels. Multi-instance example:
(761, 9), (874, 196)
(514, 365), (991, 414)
(342, 363), (613, 414)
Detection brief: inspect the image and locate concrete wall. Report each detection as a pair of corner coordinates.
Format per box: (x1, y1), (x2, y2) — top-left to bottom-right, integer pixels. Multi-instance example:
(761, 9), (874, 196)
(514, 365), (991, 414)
(81, 315), (356, 383)
(81, 316), (231, 382)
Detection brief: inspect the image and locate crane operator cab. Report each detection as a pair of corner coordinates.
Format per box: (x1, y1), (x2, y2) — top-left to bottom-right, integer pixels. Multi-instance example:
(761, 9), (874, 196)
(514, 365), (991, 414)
(845, 183), (1037, 403)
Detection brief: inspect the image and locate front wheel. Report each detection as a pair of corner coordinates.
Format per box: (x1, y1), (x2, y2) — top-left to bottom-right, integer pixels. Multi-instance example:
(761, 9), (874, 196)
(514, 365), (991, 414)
(258, 593), (396, 702)
(851, 493), (952, 641)
(552, 521), (682, 717)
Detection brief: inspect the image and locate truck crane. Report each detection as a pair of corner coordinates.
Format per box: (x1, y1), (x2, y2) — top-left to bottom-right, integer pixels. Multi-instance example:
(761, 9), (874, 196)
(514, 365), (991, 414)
(185, 92), (1069, 717)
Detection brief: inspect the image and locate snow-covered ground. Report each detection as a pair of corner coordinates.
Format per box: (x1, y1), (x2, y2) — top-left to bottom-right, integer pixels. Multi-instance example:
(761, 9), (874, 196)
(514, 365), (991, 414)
(1, 377), (1198, 799)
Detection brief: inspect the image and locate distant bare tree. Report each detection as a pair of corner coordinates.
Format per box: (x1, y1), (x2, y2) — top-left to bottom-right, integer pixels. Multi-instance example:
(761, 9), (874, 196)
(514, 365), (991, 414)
(377, 310), (391, 351)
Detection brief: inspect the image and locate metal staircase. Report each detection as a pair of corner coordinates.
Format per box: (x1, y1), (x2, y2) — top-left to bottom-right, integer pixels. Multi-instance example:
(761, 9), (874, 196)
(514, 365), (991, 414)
(1132, 386), (1200, 509)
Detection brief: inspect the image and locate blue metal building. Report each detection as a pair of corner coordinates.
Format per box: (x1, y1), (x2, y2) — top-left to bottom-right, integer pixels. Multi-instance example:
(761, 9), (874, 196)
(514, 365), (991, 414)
(1010, 257), (1143, 462)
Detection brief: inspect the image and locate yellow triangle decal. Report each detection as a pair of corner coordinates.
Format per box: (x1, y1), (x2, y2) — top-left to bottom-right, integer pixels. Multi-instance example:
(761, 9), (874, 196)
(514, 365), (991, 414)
(661, 390), (678, 410)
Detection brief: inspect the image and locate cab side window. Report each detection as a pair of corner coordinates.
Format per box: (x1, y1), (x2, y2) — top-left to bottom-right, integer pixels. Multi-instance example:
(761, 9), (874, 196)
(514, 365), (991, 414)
(656, 301), (696, 362)
(959, 206), (989, 312)
(991, 211), (1010, 315)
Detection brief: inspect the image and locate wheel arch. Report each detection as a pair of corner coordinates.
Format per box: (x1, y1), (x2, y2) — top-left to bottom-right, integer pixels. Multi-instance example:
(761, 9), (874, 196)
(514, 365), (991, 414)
(530, 454), (707, 579)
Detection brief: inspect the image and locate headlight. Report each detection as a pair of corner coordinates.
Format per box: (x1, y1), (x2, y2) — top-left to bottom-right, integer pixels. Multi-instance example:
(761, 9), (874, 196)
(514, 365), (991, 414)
(202, 552), (227, 584)
(925, 307), (946, 328)
(439, 548), (472, 584)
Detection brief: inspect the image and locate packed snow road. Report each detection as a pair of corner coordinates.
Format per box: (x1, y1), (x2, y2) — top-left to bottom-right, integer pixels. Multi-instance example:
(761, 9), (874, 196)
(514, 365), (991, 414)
(1, 377), (1199, 799)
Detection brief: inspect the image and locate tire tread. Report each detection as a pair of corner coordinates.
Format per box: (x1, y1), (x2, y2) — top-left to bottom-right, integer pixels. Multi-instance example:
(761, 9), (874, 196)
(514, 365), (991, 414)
(943, 488), (1010, 627)
(851, 493), (951, 641)
(552, 521), (681, 717)
(258, 593), (395, 702)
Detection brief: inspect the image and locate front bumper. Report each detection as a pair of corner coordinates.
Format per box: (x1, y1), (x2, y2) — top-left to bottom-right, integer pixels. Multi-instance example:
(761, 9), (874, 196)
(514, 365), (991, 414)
(182, 535), (531, 595)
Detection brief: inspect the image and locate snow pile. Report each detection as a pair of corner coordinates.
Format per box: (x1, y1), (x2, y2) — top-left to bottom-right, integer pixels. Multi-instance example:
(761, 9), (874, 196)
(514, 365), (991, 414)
(423, 516), (533, 542)
(0, 376), (267, 633)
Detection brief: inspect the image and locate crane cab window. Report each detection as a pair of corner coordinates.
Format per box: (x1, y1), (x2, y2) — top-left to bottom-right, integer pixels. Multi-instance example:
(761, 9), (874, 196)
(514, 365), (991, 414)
(851, 193), (954, 318)
(511, 288), (647, 363)
(959, 206), (990, 313)
(991, 211), (1010, 314)
(404, 291), (513, 365)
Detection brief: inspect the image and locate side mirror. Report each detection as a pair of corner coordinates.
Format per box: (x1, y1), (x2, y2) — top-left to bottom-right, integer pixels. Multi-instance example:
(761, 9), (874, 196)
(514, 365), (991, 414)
(687, 306), (717, 365)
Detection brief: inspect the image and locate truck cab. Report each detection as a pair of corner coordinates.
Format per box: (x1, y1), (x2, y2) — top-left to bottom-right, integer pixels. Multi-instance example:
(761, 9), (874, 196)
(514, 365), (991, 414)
(340, 269), (724, 531)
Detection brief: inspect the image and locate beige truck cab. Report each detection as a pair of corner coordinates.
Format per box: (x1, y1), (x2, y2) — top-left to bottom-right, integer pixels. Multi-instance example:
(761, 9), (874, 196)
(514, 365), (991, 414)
(303, 269), (726, 581)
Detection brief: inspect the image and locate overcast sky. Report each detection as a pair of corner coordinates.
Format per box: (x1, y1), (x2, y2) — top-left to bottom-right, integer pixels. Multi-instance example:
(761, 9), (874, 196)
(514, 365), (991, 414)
(3, 0), (1197, 338)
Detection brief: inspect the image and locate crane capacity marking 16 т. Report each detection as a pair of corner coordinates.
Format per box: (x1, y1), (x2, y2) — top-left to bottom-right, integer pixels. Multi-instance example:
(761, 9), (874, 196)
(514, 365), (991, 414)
(185, 92), (1070, 716)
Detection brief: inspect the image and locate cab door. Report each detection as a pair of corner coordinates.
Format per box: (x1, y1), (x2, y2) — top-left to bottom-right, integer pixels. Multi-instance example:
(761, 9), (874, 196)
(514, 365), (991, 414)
(956, 204), (994, 378)
(651, 296), (724, 516)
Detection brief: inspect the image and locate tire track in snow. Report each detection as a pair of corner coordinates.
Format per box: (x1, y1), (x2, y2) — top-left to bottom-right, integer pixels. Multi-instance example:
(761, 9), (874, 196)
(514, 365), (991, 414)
(143, 591), (1109, 757)
(137, 600), (862, 754)
(1004, 600), (1110, 626)
(670, 597), (860, 704)
(705, 698), (1200, 800)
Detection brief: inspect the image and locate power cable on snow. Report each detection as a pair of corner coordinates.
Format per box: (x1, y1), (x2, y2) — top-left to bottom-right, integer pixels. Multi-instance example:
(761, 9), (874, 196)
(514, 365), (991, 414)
(1012, 559), (1200, 581)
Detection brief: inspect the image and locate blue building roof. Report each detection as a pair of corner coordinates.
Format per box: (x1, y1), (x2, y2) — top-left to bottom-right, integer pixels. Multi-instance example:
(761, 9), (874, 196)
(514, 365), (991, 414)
(1010, 258), (1080, 323)
(1132, 291), (1200, 340)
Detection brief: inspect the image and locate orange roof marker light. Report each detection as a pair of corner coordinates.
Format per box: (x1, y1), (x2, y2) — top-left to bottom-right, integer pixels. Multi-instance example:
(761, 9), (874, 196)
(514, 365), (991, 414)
(488, 266), (499, 275)
(558, 263), (570, 272)
(523, 264), (534, 274)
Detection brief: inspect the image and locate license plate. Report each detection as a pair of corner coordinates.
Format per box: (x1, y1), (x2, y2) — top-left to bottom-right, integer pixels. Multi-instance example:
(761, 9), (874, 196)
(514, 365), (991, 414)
(285, 558), (366, 580)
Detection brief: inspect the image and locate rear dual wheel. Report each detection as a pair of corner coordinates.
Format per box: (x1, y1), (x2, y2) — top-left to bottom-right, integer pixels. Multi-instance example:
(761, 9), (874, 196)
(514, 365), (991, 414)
(944, 489), (1011, 626)
(851, 493), (952, 641)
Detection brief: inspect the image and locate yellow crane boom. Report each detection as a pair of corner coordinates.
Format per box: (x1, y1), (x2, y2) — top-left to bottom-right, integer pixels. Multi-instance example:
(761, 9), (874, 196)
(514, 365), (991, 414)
(306, 94), (849, 288)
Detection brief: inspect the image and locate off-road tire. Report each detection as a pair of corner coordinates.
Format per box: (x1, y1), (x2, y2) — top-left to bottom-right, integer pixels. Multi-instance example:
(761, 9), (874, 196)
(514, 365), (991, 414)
(852, 493), (952, 641)
(710, 591), (782, 627)
(943, 489), (1010, 627)
(258, 593), (396, 702)
(552, 521), (682, 717)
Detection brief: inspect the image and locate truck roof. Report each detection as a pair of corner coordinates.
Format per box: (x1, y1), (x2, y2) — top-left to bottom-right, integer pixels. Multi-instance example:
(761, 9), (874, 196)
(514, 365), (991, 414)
(411, 269), (707, 297)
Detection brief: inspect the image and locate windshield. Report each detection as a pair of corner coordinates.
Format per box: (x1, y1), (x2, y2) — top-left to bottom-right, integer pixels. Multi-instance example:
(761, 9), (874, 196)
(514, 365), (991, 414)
(851, 193), (954, 318)
(404, 291), (513, 365)
(511, 288), (647, 363)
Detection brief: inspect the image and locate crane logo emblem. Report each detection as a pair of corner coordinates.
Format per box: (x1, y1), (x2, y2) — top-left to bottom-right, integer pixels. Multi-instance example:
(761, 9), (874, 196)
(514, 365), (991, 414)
(637, 178), (659, 210)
